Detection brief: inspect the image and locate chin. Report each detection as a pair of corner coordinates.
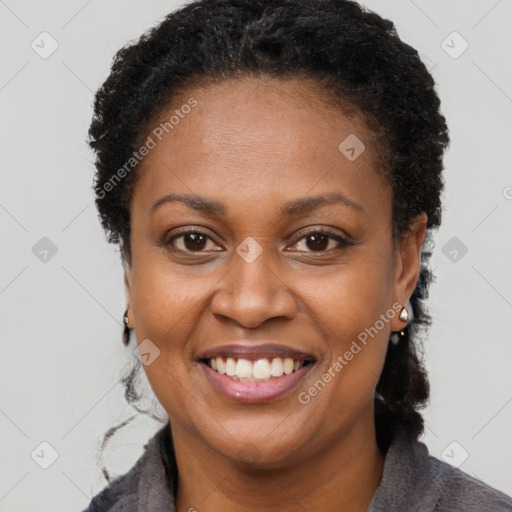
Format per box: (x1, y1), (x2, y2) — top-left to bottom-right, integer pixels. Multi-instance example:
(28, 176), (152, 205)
(194, 415), (316, 469)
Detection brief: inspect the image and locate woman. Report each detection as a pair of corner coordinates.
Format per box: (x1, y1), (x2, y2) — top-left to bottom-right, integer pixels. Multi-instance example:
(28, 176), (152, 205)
(85, 0), (512, 510)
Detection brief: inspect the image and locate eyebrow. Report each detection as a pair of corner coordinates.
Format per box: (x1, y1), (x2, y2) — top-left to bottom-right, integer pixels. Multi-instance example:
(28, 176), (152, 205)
(150, 192), (364, 216)
(280, 193), (364, 215)
(151, 193), (226, 215)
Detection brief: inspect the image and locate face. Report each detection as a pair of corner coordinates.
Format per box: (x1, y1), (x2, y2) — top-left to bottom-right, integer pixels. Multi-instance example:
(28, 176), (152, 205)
(125, 76), (426, 467)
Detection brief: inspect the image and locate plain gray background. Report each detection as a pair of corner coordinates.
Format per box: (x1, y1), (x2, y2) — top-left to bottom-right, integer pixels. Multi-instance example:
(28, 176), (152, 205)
(1, 0), (511, 510)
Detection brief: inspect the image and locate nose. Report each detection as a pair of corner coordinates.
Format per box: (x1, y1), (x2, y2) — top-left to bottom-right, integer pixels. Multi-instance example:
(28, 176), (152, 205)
(210, 247), (298, 329)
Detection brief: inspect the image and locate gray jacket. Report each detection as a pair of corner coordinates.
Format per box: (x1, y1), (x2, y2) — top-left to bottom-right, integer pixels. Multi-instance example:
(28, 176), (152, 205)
(84, 423), (512, 511)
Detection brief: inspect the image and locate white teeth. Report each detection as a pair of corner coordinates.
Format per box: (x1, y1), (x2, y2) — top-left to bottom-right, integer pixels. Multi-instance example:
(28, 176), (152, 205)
(208, 356), (307, 382)
(283, 358), (294, 375)
(253, 359), (271, 380)
(270, 357), (283, 377)
(235, 358), (253, 379)
(225, 357), (236, 376)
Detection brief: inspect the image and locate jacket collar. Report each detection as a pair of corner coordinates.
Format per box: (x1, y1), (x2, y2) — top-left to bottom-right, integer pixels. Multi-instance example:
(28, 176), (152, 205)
(367, 427), (442, 511)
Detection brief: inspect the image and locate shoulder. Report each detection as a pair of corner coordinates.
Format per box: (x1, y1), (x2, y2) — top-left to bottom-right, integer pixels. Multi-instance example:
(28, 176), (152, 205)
(431, 456), (512, 512)
(368, 428), (512, 512)
(83, 440), (151, 512)
(83, 424), (175, 512)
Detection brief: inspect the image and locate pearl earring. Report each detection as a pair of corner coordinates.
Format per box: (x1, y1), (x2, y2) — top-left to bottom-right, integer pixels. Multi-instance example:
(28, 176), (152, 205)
(390, 305), (409, 345)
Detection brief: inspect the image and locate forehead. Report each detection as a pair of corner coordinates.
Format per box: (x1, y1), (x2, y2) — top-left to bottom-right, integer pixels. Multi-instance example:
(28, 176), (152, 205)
(132, 76), (390, 221)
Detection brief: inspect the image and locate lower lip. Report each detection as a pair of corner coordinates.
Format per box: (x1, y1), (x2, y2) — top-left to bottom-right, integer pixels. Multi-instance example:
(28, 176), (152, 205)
(200, 362), (314, 404)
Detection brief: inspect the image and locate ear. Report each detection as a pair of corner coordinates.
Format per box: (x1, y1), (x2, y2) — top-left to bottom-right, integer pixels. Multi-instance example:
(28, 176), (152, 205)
(123, 248), (134, 326)
(389, 212), (428, 332)
(124, 266), (132, 302)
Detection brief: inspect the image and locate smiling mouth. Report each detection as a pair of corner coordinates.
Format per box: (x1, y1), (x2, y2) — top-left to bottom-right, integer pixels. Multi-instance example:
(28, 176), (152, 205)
(200, 356), (315, 382)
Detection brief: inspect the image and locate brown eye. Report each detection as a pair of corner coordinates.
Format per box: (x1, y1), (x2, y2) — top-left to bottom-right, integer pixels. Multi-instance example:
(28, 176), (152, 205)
(304, 233), (330, 251)
(181, 233), (208, 251)
(165, 230), (220, 253)
(289, 229), (354, 253)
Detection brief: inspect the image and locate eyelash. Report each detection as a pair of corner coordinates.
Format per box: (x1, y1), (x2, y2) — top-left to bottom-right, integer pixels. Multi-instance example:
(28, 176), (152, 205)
(163, 227), (354, 255)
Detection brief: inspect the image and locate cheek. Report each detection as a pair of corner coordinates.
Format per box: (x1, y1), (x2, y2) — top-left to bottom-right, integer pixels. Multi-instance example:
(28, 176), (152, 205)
(307, 249), (394, 342)
(129, 245), (212, 344)
(306, 249), (393, 399)
(128, 247), (206, 424)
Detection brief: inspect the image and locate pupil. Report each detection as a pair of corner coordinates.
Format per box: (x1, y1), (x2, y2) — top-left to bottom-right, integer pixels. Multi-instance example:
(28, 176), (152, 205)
(184, 233), (206, 251)
(307, 233), (328, 251)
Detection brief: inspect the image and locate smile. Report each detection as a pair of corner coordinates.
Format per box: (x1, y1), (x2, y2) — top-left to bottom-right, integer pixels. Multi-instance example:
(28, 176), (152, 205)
(204, 356), (313, 382)
(198, 343), (316, 403)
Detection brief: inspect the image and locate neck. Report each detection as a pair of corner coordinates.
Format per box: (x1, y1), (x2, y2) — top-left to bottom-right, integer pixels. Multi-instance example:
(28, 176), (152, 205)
(172, 406), (385, 512)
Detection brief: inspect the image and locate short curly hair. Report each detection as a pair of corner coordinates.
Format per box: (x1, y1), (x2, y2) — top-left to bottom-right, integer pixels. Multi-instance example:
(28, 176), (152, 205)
(89, 0), (450, 454)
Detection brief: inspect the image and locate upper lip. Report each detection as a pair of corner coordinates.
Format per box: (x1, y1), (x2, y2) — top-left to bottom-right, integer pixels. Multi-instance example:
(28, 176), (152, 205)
(198, 343), (315, 361)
